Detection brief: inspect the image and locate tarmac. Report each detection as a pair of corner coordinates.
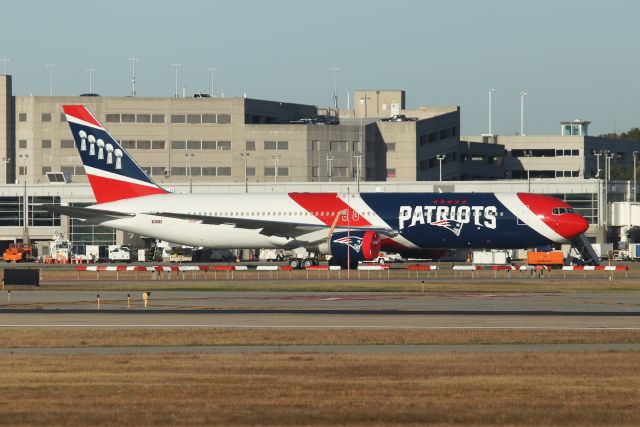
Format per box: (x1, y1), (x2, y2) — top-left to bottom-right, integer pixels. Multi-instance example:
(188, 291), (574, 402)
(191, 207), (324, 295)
(1, 291), (639, 330)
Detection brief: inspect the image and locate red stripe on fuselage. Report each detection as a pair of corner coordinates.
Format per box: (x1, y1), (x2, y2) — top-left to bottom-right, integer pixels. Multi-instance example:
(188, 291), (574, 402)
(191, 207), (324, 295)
(62, 105), (102, 128)
(288, 193), (371, 227)
(87, 174), (167, 203)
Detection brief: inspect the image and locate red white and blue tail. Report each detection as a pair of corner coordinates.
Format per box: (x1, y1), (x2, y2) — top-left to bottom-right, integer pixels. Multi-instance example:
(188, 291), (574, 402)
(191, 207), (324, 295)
(63, 105), (168, 204)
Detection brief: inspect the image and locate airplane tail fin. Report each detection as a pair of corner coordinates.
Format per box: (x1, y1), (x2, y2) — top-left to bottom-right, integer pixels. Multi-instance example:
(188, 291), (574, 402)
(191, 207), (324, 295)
(62, 105), (168, 204)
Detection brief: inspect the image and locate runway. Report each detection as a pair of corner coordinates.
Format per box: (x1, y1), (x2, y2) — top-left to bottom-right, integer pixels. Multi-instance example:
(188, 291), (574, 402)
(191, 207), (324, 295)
(1, 291), (639, 329)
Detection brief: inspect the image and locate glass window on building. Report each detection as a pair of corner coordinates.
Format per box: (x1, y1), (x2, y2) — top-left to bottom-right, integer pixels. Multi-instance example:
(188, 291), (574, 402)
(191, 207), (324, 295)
(29, 196), (61, 226)
(334, 167), (347, 177)
(264, 167), (276, 176)
(60, 113), (66, 122)
(312, 167), (319, 177)
(246, 167), (256, 176)
(41, 166), (52, 175)
(202, 167), (217, 176)
(61, 140), (74, 149)
(42, 139), (52, 149)
(330, 141), (347, 151)
(217, 141), (231, 150)
(41, 113), (52, 122)
(202, 141), (217, 149)
(202, 114), (217, 124)
(69, 202), (116, 245)
(137, 140), (151, 150)
(277, 167), (289, 176)
(245, 141), (256, 151)
(151, 140), (165, 150)
(19, 139), (27, 148)
(386, 143), (396, 152)
(171, 114), (186, 124)
(61, 166), (75, 176)
(171, 167), (187, 176)
(171, 140), (186, 150)
(264, 141), (277, 150)
(190, 166), (202, 176)
(18, 113), (27, 122)
(0, 196), (23, 226)
(18, 166), (27, 176)
(276, 141), (288, 150)
(122, 140), (136, 149)
(187, 140), (201, 150)
(152, 114), (165, 123)
(151, 167), (166, 176)
(187, 114), (202, 124)
(74, 166), (86, 175)
(121, 114), (135, 123)
(217, 167), (231, 176)
(136, 114), (151, 123)
(217, 114), (231, 124)
(105, 114), (120, 123)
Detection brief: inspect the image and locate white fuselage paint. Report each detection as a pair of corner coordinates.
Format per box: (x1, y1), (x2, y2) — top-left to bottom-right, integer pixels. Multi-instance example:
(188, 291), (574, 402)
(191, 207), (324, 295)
(93, 193), (385, 249)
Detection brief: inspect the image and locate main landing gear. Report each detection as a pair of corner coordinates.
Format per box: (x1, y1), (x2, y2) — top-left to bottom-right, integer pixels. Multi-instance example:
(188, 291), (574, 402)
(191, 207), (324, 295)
(288, 257), (320, 269)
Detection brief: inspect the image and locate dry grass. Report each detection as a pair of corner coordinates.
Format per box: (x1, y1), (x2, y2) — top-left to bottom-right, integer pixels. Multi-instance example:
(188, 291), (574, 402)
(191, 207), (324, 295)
(0, 351), (639, 426)
(1, 328), (640, 348)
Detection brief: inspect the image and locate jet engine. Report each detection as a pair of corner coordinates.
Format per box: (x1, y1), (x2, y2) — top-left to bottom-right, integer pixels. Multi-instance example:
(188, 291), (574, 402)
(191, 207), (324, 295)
(318, 230), (381, 268)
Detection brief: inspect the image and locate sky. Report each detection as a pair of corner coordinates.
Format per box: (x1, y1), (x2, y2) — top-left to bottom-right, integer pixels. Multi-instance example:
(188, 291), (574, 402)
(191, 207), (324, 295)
(1, 0), (639, 136)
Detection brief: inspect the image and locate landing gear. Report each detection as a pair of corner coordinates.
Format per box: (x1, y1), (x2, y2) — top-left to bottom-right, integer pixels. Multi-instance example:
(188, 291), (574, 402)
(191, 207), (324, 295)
(289, 257), (319, 269)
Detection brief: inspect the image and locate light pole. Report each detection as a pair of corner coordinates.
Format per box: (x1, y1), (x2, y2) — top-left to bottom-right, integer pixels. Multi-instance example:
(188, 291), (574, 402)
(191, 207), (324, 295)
(353, 154), (362, 192)
(185, 152), (194, 193)
(45, 63), (55, 96)
(272, 155), (281, 183)
(208, 65), (217, 98)
(171, 63), (181, 98)
(594, 151), (603, 179)
(524, 150), (532, 192)
(436, 154), (446, 181)
(326, 153), (334, 182)
(330, 65), (340, 111)
(604, 151), (614, 228)
(129, 56), (139, 97)
(240, 152), (250, 193)
(19, 154), (29, 243)
(86, 65), (95, 93)
(520, 91), (527, 136)
(488, 88), (495, 135)
(633, 150), (638, 203)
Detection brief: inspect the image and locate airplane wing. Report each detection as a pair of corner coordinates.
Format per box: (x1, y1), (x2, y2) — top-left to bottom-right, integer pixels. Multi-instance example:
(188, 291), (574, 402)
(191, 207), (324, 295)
(145, 210), (326, 239)
(145, 211), (398, 240)
(42, 205), (136, 220)
(43, 205), (396, 240)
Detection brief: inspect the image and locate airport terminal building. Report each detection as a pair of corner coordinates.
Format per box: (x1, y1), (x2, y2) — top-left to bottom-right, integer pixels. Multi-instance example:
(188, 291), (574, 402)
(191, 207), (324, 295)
(0, 74), (639, 252)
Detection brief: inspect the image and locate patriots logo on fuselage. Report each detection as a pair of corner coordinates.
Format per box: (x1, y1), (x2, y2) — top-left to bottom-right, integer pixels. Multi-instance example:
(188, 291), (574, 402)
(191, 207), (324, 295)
(333, 236), (363, 253)
(431, 218), (464, 236)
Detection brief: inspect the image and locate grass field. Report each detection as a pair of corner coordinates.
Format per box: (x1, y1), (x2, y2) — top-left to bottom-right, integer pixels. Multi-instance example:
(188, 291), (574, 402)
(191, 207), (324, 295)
(1, 328), (640, 348)
(1, 351), (639, 426)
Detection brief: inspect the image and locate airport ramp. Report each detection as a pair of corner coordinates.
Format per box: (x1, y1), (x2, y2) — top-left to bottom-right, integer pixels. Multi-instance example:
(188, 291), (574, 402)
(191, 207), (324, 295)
(570, 234), (600, 265)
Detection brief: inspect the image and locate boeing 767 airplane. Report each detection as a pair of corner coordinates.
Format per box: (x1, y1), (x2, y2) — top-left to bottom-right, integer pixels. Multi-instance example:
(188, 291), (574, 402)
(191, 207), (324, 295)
(45, 105), (589, 268)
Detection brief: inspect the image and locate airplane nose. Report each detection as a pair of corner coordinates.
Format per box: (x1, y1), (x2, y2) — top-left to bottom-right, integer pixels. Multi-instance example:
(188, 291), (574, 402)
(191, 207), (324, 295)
(555, 214), (589, 239)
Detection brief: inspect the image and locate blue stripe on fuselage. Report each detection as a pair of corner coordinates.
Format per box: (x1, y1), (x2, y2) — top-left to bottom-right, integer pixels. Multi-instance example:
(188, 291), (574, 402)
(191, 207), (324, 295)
(360, 192), (553, 249)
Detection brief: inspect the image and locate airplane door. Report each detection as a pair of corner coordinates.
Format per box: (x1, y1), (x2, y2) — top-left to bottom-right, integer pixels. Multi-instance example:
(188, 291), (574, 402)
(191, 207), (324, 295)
(517, 205), (529, 225)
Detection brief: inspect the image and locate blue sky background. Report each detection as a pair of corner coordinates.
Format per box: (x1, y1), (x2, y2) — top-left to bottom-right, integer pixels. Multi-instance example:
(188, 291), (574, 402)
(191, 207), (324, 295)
(1, 0), (639, 135)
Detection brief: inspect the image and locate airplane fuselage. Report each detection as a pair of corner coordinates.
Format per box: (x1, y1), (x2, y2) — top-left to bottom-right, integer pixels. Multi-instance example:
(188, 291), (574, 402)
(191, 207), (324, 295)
(92, 191), (584, 253)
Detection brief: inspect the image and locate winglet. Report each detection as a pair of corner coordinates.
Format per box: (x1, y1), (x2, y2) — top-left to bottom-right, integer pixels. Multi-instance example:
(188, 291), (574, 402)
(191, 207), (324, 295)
(63, 105), (168, 204)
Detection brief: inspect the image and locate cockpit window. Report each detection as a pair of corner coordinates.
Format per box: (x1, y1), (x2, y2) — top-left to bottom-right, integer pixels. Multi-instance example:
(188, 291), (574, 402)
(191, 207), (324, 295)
(552, 207), (576, 215)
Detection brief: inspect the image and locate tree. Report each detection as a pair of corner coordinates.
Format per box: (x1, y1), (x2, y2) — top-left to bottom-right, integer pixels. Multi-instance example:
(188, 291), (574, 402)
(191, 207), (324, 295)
(599, 128), (640, 142)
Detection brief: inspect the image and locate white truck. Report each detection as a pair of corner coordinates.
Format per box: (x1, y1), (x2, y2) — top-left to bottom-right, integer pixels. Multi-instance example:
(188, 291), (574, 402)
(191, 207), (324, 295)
(108, 245), (131, 262)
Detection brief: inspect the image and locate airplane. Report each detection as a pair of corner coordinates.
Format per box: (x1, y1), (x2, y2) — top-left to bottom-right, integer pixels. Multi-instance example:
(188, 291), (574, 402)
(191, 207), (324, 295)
(45, 105), (589, 268)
